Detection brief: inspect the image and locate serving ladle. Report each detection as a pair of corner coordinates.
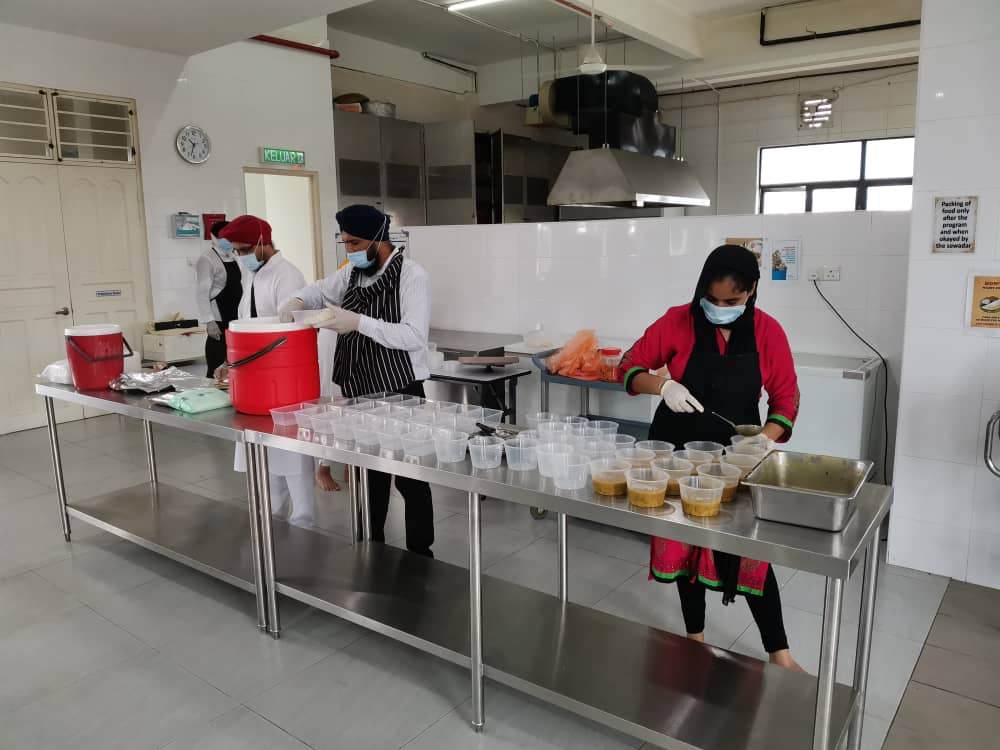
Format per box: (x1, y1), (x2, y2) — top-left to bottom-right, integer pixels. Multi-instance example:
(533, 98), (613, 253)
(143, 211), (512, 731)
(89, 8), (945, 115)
(709, 411), (763, 437)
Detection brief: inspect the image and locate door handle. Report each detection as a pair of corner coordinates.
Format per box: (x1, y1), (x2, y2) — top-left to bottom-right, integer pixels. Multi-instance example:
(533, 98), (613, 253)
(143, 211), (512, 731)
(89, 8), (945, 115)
(54, 306), (70, 316)
(986, 410), (1000, 479)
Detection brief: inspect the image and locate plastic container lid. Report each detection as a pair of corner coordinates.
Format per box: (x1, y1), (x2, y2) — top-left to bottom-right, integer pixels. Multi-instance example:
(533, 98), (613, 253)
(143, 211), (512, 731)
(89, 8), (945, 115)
(65, 323), (121, 337)
(598, 348), (622, 356)
(229, 318), (311, 333)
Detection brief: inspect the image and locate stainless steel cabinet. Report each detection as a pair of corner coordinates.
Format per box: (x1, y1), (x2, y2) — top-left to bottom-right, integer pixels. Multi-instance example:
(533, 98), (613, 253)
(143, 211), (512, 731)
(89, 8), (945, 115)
(424, 121), (476, 225)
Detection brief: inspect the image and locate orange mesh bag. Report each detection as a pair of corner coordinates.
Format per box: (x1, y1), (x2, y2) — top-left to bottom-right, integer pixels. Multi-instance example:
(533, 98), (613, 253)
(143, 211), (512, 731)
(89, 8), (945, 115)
(546, 330), (603, 380)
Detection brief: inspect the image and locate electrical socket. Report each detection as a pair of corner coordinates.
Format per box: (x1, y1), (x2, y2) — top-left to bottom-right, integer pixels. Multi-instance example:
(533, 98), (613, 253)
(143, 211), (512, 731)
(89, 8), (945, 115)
(811, 266), (841, 281)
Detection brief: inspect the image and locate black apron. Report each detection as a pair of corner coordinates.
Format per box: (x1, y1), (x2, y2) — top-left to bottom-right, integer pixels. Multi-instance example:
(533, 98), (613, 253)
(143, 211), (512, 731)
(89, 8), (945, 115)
(332, 252), (416, 397)
(205, 249), (243, 376)
(649, 307), (762, 604)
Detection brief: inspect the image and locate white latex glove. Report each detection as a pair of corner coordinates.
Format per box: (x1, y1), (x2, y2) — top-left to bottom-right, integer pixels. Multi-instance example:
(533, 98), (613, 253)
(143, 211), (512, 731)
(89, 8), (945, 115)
(660, 380), (704, 414)
(205, 321), (222, 340)
(316, 305), (361, 334)
(277, 297), (306, 324)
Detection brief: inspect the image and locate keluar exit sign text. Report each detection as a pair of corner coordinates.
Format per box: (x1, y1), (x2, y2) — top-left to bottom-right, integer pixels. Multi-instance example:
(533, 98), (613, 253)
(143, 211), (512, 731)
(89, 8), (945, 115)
(259, 147), (305, 166)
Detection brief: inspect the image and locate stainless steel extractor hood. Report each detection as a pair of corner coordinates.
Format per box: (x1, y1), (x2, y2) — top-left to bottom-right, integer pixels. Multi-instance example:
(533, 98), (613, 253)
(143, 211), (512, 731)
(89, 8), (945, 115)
(547, 148), (711, 209)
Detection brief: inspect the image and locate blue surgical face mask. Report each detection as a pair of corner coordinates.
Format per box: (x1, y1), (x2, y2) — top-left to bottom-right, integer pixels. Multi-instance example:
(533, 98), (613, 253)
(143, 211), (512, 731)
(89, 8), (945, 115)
(215, 237), (233, 254)
(700, 296), (746, 326)
(347, 249), (375, 269)
(239, 252), (262, 273)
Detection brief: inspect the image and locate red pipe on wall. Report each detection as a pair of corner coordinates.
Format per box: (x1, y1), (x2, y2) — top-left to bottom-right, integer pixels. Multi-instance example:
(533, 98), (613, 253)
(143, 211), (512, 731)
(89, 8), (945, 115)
(251, 34), (340, 59)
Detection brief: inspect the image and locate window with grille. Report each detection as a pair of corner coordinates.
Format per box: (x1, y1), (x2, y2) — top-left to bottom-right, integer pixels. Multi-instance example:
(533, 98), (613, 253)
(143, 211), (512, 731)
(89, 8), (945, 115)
(0, 86), (52, 159)
(758, 136), (914, 214)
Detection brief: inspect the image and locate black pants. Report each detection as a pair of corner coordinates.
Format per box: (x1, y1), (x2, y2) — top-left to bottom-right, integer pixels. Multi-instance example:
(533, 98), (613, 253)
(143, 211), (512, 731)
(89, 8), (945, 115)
(205, 324), (227, 377)
(366, 381), (434, 557)
(675, 564), (789, 653)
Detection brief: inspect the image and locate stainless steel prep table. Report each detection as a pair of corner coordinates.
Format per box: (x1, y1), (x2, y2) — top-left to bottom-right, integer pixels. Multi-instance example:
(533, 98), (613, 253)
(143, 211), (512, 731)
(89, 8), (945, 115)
(34, 382), (274, 632)
(36, 382), (888, 750)
(248, 424), (891, 750)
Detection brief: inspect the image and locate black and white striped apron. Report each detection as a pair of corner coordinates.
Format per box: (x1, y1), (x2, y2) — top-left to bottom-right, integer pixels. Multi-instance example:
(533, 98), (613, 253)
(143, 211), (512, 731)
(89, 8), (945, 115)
(332, 252), (416, 397)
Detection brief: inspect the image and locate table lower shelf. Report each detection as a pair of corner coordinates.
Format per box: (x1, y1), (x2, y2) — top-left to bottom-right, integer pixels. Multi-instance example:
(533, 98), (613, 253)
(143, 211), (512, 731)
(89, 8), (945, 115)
(67, 483), (855, 750)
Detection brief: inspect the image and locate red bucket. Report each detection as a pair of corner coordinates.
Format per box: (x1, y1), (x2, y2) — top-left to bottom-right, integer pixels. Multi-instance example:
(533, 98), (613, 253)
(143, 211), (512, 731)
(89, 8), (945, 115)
(65, 324), (133, 391)
(226, 319), (319, 415)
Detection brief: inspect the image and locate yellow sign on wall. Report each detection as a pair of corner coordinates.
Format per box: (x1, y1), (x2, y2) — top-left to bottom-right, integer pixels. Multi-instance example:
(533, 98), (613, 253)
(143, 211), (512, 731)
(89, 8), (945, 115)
(970, 274), (1000, 329)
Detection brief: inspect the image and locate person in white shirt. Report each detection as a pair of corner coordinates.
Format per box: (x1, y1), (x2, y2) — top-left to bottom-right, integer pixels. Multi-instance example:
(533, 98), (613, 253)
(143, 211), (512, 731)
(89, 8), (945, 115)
(195, 220), (242, 377)
(217, 214), (316, 527)
(280, 204), (433, 556)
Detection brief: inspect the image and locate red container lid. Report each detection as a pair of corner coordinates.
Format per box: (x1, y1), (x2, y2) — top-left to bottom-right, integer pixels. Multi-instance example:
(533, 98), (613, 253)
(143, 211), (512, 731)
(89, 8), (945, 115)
(598, 347), (622, 356)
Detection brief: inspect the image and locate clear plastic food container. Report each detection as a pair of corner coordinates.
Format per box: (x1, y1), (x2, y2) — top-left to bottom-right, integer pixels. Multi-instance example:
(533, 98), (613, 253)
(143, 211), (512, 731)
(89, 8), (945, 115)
(375, 394), (405, 406)
(536, 442), (572, 478)
(433, 411), (458, 429)
(615, 447), (656, 468)
(399, 397), (426, 409)
(625, 468), (669, 508)
(376, 417), (408, 455)
(527, 411), (557, 429)
(590, 458), (631, 496)
(481, 408), (503, 427)
(635, 440), (674, 459)
(401, 426), (435, 461)
(434, 402), (461, 414)
(589, 420), (619, 437)
(311, 413), (338, 446)
(697, 462), (742, 502)
(537, 421), (568, 441)
(433, 429), (469, 463)
(561, 416), (589, 427)
(468, 435), (504, 469)
(457, 405), (485, 433)
(504, 437), (539, 471)
(731, 433), (771, 450)
(577, 438), (615, 460)
(612, 434), (637, 449)
(719, 452), (762, 481)
(339, 397), (375, 412)
(407, 411), (436, 428)
(726, 442), (769, 458)
(334, 413), (365, 450)
(517, 429), (539, 442)
(294, 405), (323, 429)
(389, 406), (413, 420)
(673, 449), (714, 469)
(552, 452), (590, 490)
(678, 475), (725, 517)
(684, 441), (725, 459)
(651, 456), (695, 496)
(270, 403), (303, 427)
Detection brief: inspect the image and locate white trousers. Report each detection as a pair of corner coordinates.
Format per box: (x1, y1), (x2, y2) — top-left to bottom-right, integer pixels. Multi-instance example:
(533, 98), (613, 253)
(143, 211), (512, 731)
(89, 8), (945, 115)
(268, 471), (316, 527)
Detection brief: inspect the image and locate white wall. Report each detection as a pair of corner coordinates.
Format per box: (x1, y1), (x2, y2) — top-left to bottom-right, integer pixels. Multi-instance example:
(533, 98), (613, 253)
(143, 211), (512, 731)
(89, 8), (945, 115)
(406, 211), (909, 462)
(660, 66), (918, 216)
(245, 172), (319, 282)
(0, 19), (338, 320)
(889, 0), (1000, 587)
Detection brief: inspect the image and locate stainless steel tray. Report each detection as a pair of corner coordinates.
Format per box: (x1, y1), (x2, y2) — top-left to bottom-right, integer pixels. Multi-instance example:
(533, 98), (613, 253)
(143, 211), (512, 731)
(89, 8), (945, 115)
(742, 451), (873, 532)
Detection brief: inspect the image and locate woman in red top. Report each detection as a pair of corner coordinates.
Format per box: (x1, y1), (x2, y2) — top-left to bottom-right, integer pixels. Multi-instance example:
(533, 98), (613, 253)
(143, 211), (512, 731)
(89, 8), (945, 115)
(621, 244), (802, 671)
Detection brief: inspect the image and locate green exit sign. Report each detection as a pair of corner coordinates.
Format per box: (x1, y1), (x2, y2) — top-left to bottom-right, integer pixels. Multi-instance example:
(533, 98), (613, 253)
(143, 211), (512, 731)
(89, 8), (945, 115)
(260, 147), (305, 166)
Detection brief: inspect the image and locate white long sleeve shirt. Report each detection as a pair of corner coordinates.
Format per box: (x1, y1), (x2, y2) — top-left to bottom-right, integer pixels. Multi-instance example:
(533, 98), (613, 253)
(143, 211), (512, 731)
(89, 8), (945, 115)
(237, 253), (307, 321)
(194, 245), (242, 323)
(293, 250), (430, 380)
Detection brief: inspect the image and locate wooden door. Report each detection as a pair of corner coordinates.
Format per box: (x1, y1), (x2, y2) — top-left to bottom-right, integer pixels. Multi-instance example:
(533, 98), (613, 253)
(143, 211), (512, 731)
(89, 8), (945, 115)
(0, 161), (82, 432)
(58, 165), (150, 354)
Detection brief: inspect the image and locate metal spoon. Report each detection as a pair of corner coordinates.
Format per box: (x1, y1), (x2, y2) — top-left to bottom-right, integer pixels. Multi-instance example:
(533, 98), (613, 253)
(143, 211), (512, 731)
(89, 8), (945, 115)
(710, 411), (763, 437)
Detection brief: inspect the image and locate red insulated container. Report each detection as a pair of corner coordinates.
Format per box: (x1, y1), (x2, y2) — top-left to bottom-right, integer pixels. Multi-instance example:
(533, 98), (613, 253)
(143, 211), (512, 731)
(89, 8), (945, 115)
(226, 318), (319, 415)
(65, 324), (131, 391)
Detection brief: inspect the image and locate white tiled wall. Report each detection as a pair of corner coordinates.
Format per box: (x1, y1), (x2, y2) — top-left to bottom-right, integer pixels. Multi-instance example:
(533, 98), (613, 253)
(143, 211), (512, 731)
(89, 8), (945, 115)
(407, 210), (910, 466)
(660, 67), (918, 216)
(888, 0), (1000, 587)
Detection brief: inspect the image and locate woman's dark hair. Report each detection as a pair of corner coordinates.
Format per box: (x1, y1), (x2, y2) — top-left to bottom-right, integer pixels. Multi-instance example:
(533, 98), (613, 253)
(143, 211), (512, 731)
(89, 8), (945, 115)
(209, 220), (229, 238)
(691, 244), (761, 304)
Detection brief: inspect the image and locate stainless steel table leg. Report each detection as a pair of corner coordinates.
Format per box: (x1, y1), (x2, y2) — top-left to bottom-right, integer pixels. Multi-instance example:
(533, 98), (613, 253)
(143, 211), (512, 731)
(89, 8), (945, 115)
(142, 419), (158, 485)
(846, 533), (882, 750)
(359, 466), (372, 541)
(814, 577), (844, 750)
(557, 512), (568, 602)
(508, 377), (517, 424)
(469, 490), (485, 731)
(348, 463), (360, 543)
(540, 379), (549, 412)
(254, 445), (281, 638)
(244, 443), (268, 632)
(43, 396), (71, 542)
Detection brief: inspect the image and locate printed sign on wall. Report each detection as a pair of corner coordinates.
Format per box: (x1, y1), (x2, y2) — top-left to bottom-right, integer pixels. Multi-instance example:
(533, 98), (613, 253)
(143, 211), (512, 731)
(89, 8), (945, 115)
(726, 237), (766, 271)
(769, 239), (800, 281)
(969, 274), (1000, 329)
(933, 196), (977, 253)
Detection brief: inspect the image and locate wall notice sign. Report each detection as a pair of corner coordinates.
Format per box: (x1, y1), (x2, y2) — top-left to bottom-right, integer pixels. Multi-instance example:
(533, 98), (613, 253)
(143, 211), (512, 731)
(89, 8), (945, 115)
(969, 274), (1000, 329)
(260, 147), (305, 166)
(933, 196), (977, 253)
(770, 239), (800, 281)
(726, 237), (766, 270)
(171, 212), (201, 239)
(202, 213), (226, 239)
(96, 289), (122, 298)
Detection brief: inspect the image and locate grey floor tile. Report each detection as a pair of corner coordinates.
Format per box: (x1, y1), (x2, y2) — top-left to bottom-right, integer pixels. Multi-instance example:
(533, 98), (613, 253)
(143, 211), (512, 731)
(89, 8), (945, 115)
(858, 713), (890, 750)
(484, 538), (641, 607)
(433, 485), (475, 515)
(475, 496), (555, 538)
(0, 605), (150, 714)
(0, 651), (236, 750)
(56, 415), (140, 444)
(542, 517), (649, 566)
(937, 580), (1000, 626)
(0, 571), (80, 638)
(162, 707), (312, 750)
(883, 722), (970, 750)
(383, 490), (458, 544)
(193, 472), (250, 501)
(912, 643), (1000, 707)
(33, 539), (191, 604)
(594, 567), (754, 649)
(248, 633), (470, 750)
(397, 511), (537, 570)
(892, 681), (1000, 748)
(158, 452), (241, 484)
(14, 447), (134, 487)
(68, 467), (154, 501)
(926, 612), (1000, 665)
(166, 608), (366, 701)
(0, 467), (50, 505)
(404, 682), (641, 750)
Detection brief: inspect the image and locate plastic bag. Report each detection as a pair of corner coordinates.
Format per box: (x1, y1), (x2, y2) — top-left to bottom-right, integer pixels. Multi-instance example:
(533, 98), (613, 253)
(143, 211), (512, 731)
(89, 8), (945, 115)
(39, 359), (73, 385)
(546, 330), (603, 380)
(159, 387), (231, 414)
(109, 367), (211, 394)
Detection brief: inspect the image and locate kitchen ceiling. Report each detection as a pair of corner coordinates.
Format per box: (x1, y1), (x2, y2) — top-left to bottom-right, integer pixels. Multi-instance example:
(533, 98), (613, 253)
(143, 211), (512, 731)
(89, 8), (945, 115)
(667, 0), (766, 16)
(328, 0), (622, 66)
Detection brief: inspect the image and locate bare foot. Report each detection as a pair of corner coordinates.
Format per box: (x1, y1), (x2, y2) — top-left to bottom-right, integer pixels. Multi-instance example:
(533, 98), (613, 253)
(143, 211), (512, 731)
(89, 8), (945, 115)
(687, 632), (705, 643)
(769, 649), (806, 672)
(316, 464), (341, 492)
